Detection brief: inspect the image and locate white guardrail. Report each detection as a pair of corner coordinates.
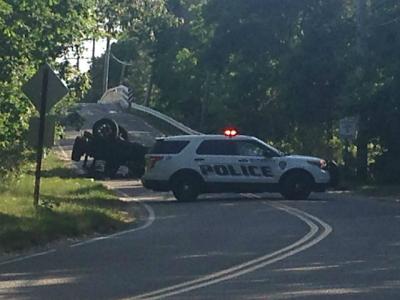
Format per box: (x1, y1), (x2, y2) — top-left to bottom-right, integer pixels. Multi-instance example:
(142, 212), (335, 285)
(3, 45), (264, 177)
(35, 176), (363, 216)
(98, 85), (201, 135)
(130, 102), (201, 135)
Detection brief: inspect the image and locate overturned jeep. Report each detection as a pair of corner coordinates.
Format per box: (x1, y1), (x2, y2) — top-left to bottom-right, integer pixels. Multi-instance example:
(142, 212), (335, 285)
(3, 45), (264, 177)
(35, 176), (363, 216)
(71, 118), (148, 178)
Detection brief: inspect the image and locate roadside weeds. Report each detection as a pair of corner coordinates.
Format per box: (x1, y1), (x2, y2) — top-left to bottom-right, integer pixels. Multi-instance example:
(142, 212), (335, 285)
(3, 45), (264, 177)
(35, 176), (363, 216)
(0, 152), (136, 254)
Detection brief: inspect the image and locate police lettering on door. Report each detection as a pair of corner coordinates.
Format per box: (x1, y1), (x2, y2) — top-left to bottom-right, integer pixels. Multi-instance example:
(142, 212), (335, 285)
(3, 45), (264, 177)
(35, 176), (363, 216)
(200, 164), (272, 177)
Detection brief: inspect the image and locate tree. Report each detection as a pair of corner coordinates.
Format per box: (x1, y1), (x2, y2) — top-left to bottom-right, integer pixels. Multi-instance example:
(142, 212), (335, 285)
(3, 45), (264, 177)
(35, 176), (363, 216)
(0, 0), (96, 176)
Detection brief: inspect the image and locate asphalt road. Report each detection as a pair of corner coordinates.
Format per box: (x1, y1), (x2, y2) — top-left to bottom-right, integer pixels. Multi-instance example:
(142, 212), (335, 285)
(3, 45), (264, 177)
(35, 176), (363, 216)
(1, 103), (400, 299)
(2, 191), (400, 299)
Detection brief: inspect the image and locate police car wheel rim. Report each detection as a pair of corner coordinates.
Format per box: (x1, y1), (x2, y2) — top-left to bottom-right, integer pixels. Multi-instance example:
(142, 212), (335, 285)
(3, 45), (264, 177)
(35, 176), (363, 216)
(173, 179), (199, 201)
(180, 184), (193, 197)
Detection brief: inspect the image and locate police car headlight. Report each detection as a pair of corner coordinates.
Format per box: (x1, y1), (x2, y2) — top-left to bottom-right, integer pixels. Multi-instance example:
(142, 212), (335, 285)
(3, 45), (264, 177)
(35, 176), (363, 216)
(307, 159), (327, 169)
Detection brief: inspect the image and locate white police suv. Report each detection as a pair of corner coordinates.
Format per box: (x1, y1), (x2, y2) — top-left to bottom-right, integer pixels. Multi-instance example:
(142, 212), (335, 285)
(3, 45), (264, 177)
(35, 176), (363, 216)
(141, 131), (338, 201)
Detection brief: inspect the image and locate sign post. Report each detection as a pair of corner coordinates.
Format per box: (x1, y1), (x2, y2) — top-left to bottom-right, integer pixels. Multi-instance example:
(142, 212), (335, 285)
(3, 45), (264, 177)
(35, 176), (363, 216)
(339, 116), (359, 176)
(22, 63), (69, 207)
(33, 67), (49, 207)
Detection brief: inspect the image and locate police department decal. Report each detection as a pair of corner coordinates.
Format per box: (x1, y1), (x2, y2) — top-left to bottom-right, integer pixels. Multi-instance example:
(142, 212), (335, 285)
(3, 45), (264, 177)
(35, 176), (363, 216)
(200, 164), (272, 177)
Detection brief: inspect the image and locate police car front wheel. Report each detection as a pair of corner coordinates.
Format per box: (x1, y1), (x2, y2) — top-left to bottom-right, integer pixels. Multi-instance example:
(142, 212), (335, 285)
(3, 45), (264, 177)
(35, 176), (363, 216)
(280, 171), (313, 200)
(172, 177), (200, 202)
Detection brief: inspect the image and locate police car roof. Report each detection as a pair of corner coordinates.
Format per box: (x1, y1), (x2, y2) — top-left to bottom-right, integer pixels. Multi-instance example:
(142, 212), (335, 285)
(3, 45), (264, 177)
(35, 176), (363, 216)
(157, 134), (257, 141)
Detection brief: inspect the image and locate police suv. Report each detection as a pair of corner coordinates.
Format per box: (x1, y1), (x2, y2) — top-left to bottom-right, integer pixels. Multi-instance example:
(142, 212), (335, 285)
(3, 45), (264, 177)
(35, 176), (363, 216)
(142, 131), (337, 201)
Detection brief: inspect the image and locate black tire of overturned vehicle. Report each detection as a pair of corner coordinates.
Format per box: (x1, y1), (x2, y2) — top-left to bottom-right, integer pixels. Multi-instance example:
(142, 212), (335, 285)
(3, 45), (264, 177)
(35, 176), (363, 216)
(118, 125), (129, 141)
(71, 136), (87, 162)
(92, 118), (119, 140)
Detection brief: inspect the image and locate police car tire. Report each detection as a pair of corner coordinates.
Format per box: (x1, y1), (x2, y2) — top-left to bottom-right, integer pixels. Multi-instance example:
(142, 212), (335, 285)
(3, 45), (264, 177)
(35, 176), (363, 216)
(280, 171), (313, 200)
(71, 136), (86, 162)
(172, 176), (200, 202)
(92, 118), (119, 141)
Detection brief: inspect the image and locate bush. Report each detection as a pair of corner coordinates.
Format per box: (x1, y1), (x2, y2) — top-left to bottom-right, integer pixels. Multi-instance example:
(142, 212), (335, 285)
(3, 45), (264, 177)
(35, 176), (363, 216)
(370, 151), (400, 184)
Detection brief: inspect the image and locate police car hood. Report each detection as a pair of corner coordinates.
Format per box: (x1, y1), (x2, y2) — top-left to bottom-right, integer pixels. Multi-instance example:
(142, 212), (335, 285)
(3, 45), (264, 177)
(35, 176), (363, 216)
(284, 155), (322, 162)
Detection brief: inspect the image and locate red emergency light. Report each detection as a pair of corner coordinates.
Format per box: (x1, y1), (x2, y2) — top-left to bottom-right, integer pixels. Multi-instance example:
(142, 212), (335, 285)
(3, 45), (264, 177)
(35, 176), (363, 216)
(224, 128), (238, 137)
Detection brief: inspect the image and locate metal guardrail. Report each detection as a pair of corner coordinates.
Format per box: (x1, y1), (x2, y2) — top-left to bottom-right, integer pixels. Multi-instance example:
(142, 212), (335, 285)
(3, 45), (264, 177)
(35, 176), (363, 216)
(130, 102), (201, 135)
(98, 85), (201, 135)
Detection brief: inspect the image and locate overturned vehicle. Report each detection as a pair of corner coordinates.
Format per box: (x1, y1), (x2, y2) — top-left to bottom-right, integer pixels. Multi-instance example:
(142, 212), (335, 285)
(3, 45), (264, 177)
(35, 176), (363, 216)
(71, 118), (148, 178)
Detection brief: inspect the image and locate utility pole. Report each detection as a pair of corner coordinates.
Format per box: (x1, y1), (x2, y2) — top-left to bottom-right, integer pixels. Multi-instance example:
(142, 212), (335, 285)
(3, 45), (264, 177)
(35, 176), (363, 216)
(356, 0), (366, 54)
(199, 72), (210, 131)
(92, 38), (96, 62)
(102, 36), (111, 94)
(355, 0), (368, 181)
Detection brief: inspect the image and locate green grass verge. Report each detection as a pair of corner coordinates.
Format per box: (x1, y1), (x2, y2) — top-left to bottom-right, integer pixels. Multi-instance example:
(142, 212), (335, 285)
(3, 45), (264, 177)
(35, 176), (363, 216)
(0, 153), (130, 253)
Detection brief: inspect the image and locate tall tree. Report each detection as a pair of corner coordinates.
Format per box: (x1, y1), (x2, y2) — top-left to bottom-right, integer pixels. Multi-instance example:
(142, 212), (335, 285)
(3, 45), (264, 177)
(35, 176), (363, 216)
(0, 0), (96, 176)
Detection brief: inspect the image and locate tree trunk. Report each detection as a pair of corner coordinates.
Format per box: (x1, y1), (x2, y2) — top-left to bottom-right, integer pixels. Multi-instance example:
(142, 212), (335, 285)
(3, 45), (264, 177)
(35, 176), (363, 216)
(144, 72), (153, 106)
(356, 114), (368, 181)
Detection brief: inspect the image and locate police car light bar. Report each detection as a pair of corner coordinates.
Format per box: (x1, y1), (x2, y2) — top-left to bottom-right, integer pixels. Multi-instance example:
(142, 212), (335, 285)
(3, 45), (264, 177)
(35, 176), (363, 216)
(224, 128), (238, 137)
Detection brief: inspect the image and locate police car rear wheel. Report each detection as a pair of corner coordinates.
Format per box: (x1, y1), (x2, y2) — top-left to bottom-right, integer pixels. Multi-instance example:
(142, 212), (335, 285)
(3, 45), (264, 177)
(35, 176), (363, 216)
(281, 172), (312, 200)
(172, 177), (199, 202)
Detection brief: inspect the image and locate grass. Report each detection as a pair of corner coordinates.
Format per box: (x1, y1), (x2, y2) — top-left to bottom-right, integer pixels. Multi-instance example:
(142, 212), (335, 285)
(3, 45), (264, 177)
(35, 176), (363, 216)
(0, 153), (131, 253)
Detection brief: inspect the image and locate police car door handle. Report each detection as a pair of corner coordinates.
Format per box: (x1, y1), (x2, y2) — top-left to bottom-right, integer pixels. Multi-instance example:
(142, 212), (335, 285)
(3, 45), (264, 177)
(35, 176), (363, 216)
(238, 159), (248, 162)
(194, 158), (205, 161)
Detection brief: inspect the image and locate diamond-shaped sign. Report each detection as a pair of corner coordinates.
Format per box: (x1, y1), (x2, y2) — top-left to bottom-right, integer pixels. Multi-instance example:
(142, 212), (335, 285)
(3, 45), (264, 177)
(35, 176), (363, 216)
(22, 63), (69, 113)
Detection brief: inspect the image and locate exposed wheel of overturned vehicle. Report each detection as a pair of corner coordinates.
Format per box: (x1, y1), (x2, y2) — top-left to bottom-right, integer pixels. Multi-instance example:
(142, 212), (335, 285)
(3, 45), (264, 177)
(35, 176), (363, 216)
(92, 118), (119, 140)
(118, 125), (129, 141)
(71, 136), (86, 162)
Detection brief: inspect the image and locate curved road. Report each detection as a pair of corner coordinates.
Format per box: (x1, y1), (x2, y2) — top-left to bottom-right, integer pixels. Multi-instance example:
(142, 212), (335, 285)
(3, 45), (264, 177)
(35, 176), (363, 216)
(2, 190), (400, 299)
(1, 104), (400, 299)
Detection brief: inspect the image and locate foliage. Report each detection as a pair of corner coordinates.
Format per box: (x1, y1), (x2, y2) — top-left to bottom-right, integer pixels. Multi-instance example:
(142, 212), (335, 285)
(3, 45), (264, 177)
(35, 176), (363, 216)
(0, 153), (128, 253)
(84, 0), (180, 103)
(4, 0), (396, 183)
(0, 0), (96, 176)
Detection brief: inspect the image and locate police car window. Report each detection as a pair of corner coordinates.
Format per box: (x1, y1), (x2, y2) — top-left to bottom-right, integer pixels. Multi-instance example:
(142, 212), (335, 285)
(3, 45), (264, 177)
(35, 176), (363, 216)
(149, 140), (189, 154)
(196, 140), (236, 155)
(235, 141), (266, 156)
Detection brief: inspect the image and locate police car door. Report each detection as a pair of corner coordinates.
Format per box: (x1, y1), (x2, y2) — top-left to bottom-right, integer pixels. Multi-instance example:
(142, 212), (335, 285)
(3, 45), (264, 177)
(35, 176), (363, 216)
(195, 139), (240, 183)
(233, 140), (277, 184)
